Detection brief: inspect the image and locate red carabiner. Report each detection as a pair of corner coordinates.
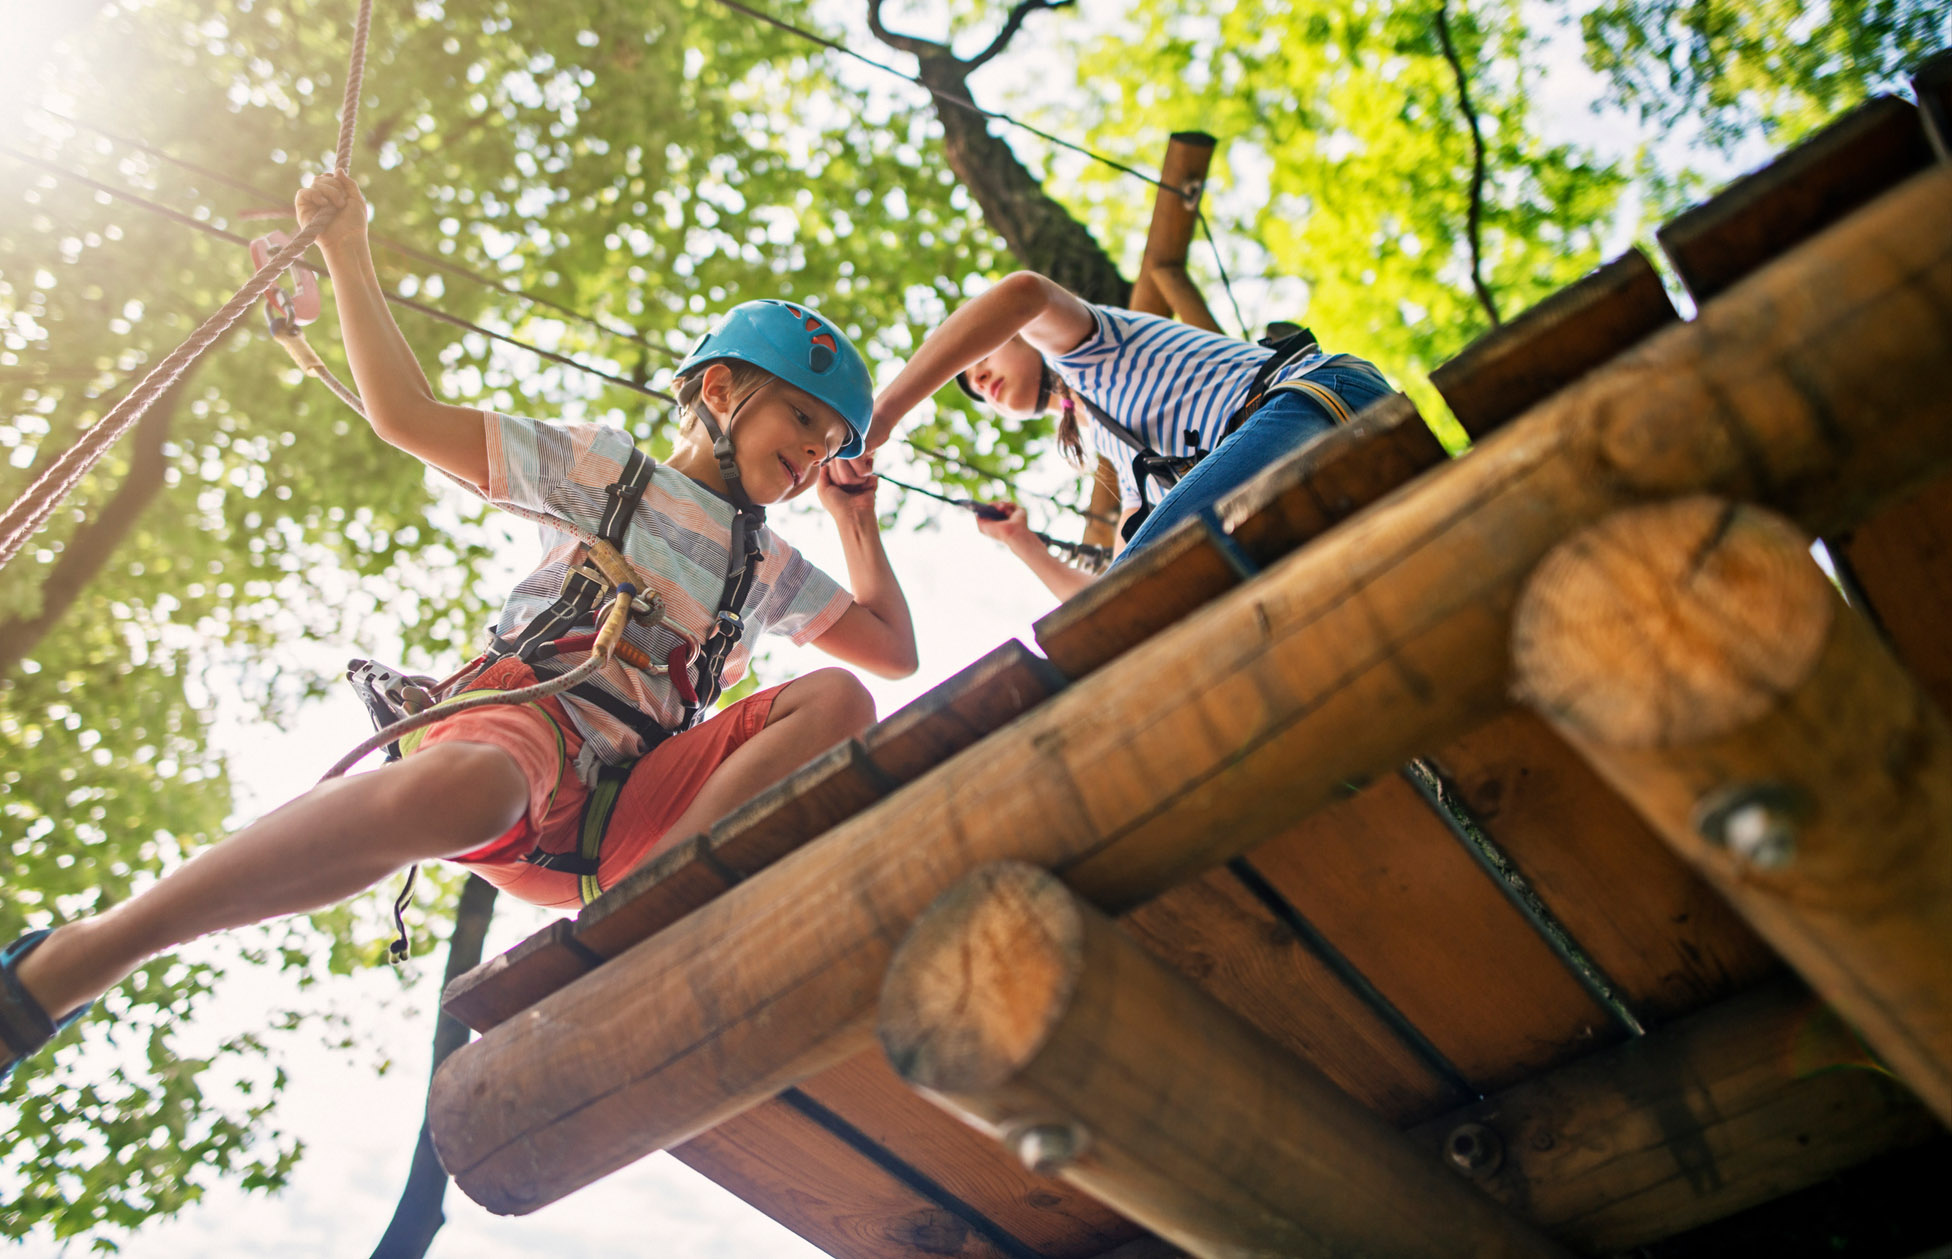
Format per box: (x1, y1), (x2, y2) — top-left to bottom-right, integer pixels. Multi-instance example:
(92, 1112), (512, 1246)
(249, 231), (321, 325)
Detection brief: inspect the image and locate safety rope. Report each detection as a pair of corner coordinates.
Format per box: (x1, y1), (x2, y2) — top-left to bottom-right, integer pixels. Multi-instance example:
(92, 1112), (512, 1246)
(904, 439), (1114, 527)
(0, 0), (375, 575)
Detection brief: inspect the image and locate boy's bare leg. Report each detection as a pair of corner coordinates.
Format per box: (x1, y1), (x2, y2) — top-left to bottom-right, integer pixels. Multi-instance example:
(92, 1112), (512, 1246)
(12, 742), (529, 1022)
(657, 668), (876, 844)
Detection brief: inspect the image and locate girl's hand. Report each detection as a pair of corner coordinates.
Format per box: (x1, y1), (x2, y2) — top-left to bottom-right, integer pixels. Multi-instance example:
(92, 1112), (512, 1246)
(975, 501), (1033, 547)
(818, 458), (878, 525)
(294, 171), (370, 253)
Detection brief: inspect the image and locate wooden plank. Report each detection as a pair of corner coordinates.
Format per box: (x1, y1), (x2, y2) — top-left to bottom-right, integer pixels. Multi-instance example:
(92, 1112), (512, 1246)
(571, 832), (736, 960)
(1218, 392), (1448, 568)
(429, 170), (1952, 1214)
(671, 1092), (1027, 1259)
(1121, 865), (1466, 1122)
(1429, 250), (1678, 441)
(1839, 471), (1952, 718)
(1658, 95), (1932, 302)
(796, 1052), (1143, 1258)
(440, 918), (595, 1034)
(1428, 708), (1781, 1025)
(707, 738), (892, 878)
(1407, 980), (1942, 1252)
(861, 640), (1065, 784)
(1512, 496), (1952, 1122)
(1243, 774), (1619, 1090)
(879, 863), (1571, 1259)
(1032, 515), (1244, 681)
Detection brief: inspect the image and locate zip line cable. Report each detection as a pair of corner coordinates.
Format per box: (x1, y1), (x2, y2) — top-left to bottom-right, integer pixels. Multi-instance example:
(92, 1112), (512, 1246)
(904, 439), (1113, 526)
(706, 0), (1251, 332)
(0, 145), (677, 405)
(34, 106), (683, 364)
(875, 470), (1111, 571)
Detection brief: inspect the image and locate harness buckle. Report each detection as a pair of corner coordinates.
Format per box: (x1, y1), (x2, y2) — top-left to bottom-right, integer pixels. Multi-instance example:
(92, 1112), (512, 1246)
(712, 609), (745, 644)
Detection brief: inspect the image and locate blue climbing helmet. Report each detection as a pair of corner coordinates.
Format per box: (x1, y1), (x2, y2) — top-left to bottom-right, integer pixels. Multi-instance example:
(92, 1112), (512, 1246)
(676, 299), (872, 459)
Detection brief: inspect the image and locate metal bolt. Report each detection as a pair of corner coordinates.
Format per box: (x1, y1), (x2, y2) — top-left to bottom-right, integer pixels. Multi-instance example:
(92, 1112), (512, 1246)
(1694, 783), (1803, 871)
(1444, 1122), (1504, 1176)
(1013, 1122), (1087, 1176)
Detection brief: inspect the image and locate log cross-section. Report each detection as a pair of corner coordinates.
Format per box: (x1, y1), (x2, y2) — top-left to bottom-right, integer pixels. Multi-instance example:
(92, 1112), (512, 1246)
(426, 167), (1952, 1217)
(877, 862), (1571, 1259)
(1511, 496), (1952, 1123)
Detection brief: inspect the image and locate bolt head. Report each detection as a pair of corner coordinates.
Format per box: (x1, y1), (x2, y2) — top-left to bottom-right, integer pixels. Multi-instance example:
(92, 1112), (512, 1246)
(1445, 1122), (1504, 1176)
(1013, 1122), (1086, 1176)
(1694, 782), (1803, 871)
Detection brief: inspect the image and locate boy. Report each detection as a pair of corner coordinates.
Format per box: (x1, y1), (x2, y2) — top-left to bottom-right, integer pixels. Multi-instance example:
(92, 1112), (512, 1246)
(0, 173), (916, 1079)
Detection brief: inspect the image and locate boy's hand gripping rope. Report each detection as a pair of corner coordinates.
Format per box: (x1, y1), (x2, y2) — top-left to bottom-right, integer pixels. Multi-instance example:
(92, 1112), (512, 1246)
(0, 0), (374, 575)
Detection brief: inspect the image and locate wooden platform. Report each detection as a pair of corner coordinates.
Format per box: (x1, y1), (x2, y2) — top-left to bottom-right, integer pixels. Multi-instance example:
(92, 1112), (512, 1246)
(430, 84), (1952, 1258)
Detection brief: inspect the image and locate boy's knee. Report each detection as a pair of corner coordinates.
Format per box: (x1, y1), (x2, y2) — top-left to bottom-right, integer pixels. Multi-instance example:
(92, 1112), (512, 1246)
(782, 668), (876, 736)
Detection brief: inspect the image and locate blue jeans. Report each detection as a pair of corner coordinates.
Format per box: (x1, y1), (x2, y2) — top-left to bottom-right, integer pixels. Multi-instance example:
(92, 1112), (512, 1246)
(1112, 355), (1396, 564)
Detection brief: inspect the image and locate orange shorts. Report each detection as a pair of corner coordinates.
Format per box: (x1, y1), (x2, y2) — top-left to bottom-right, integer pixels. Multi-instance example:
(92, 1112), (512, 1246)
(410, 657), (783, 909)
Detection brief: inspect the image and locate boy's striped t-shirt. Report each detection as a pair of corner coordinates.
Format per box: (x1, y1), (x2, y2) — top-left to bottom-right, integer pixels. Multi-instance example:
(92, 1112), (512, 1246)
(481, 412), (851, 765)
(1048, 305), (1333, 510)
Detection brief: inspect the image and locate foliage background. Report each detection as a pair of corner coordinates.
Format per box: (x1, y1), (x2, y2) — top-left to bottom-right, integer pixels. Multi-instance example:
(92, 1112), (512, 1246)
(1, 0), (1944, 1247)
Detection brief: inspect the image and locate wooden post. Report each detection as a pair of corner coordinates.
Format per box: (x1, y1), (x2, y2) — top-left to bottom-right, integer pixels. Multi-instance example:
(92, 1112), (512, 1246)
(428, 168), (1952, 1216)
(1408, 978), (1940, 1252)
(1128, 132), (1216, 321)
(878, 863), (1571, 1259)
(1512, 496), (1952, 1123)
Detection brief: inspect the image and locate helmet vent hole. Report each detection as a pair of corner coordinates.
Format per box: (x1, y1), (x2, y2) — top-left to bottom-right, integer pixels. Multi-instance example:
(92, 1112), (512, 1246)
(808, 344), (835, 372)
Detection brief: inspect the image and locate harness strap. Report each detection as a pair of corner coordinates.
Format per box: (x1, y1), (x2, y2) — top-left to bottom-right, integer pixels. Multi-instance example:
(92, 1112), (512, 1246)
(522, 761), (632, 905)
(1226, 326), (1321, 434)
(491, 448), (655, 664)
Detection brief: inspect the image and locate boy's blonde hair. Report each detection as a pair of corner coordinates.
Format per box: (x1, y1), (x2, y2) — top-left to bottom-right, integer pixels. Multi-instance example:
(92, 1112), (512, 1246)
(675, 359), (777, 437)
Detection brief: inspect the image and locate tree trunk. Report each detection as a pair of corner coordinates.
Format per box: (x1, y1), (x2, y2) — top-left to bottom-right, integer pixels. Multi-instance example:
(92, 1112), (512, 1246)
(0, 370), (196, 677)
(914, 53), (1132, 306)
(370, 875), (500, 1259)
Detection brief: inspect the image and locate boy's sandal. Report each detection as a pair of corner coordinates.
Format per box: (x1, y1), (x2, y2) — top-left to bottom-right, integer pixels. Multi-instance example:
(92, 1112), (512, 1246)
(0, 929), (93, 1084)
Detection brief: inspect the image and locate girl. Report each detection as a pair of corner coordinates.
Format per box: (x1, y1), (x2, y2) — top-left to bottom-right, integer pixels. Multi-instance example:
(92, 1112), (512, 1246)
(862, 270), (1395, 599)
(0, 173), (916, 1081)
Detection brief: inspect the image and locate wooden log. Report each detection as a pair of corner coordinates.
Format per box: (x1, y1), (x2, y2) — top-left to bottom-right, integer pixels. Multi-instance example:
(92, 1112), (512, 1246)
(1127, 132), (1216, 318)
(427, 168), (1952, 1215)
(1407, 979), (1942, 1252)
(1839, 471), (1952, 718)
(1657, 95), (1932, 302)
(1511, 496), (1952, 1123)
(1429, 249), (1677, 441)
(1148, 264), (1221, 334)
(877, 863), (1571, 1259)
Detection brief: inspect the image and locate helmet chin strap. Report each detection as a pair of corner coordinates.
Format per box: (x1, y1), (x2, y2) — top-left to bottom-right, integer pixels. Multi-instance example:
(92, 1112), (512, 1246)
(689, 382), (766, 514)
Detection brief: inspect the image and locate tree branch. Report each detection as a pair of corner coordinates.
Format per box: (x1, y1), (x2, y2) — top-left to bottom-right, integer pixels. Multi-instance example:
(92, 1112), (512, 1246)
(865, 0), (943, 59)
(1434, 1), (1502, 326)
(965, 0), (1077, 73)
